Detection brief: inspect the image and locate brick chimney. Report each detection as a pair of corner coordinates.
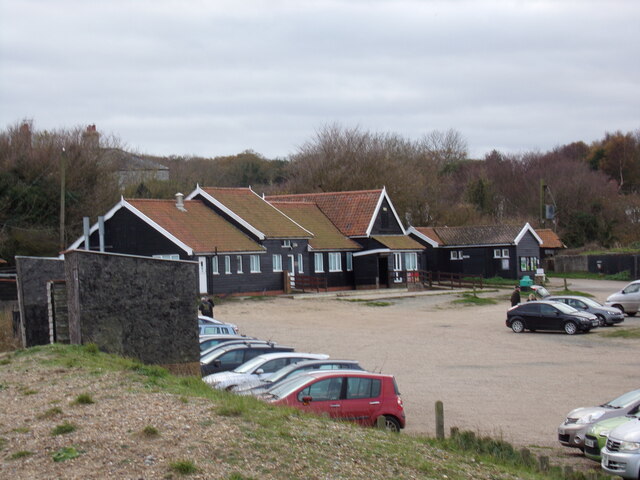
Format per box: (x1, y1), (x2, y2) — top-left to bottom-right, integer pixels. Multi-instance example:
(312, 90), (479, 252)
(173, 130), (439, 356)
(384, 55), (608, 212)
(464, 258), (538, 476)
(82, 124), (100, 150)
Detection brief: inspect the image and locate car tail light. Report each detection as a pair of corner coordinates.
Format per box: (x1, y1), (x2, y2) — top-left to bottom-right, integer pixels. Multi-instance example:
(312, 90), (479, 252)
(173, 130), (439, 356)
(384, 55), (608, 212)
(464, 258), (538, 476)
(397, 396), (403, 408)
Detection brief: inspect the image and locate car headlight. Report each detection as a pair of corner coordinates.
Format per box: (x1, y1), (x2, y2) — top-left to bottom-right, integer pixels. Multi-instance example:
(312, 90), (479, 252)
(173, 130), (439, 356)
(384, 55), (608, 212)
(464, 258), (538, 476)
(576, 412), (605, 424)
(619, 441), (640, 452)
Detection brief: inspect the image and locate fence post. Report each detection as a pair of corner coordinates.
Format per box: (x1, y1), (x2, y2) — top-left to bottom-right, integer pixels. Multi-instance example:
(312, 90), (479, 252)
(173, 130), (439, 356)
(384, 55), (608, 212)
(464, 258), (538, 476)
(435, 401), (444, 440)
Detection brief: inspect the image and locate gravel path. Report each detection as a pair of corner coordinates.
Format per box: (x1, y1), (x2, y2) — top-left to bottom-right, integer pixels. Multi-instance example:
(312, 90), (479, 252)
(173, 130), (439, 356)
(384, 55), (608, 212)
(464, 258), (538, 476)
(217, 278), (639, 470)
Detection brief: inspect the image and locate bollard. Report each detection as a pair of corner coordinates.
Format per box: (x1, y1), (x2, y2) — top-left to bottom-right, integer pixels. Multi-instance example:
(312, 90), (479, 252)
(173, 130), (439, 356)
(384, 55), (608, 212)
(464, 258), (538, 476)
(519, 447), (532, 466)
(563, 465), (573, 478)
(435, 401), (445, 440)
(450, 426), (459, 438)
(538, 455), (549, 472)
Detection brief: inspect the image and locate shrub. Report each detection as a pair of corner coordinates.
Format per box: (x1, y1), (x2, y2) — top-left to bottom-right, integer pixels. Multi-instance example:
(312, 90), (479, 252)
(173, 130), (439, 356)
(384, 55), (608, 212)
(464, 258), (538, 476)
(51, 446), (80, 462)
(51, 422), (76, 436)
(170, 459), (198, 475)
(142, 425), (159, 437)
(73, 393), (94, 405)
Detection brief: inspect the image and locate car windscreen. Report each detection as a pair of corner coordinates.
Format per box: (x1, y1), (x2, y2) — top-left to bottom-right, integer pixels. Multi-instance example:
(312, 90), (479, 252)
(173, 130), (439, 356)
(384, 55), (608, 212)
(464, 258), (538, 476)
(233, 355), (269, 374)
(552, 302), (579, 314)
(267, 375), (314, 399)
(604, 389), (640, 408)
(201, 348), (230, 364)
(580, 297), (604, 308)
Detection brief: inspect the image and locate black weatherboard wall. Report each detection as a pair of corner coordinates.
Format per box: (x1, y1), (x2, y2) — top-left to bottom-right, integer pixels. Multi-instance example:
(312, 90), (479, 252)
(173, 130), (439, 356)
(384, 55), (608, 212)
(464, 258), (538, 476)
(64, 250), (199, 370)
(15, 256), (65, 347)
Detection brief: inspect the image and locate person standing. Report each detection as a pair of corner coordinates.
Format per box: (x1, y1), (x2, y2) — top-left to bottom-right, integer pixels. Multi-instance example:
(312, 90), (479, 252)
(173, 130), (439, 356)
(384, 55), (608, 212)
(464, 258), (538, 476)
(199, 296), (214, 317)
(510, 286), (521, 306)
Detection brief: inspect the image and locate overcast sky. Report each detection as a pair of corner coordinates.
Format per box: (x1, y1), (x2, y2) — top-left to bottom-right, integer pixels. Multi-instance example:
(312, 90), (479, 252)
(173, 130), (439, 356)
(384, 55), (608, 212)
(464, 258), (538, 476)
(1, 1), (638, 160)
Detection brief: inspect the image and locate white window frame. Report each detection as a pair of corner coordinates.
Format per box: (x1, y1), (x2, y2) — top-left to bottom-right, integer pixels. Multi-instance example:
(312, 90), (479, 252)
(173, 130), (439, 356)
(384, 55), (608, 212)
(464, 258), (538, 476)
(224, 256), (231, 274)
(272, 254), (283, 272)
(493, 249), (501, 259)
(328, 252), (342, 272)
(250, 255), (260, 273)
(346, 252), (353, 272)
(393, 252), (402, 271)
(450, 250), (463, 260)
(282, 240), (291, 248)
(236, 255), (243, 274)
(502, 248), (509, 258)
(297, 253), (304, 273)
(152, 254), (180, 260)
(405, 252), (418, 271)
(211, 256), (219, 275)
(314, 253), (324, 273)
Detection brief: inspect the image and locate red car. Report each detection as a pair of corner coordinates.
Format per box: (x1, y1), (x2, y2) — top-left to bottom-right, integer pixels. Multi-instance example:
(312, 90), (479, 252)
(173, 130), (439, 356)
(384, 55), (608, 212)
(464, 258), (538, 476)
(263, 370), (406, 431)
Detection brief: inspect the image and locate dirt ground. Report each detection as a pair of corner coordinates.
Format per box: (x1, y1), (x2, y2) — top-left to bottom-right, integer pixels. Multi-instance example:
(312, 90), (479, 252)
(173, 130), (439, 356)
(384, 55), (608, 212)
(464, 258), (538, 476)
(216, 278), (639, 470)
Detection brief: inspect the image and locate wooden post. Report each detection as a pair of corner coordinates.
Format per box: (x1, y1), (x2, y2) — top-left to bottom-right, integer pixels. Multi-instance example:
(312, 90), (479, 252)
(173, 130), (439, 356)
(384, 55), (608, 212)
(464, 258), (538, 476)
(538, 455), (549, 472)
(435, 401), (444, 440)
(519, 447), (532, 466)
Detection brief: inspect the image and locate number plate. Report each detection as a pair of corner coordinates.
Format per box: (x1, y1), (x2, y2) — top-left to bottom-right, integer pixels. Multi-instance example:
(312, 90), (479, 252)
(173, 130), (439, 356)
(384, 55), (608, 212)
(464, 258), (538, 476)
(585, 438), (595, 448)
(602, 452), (609, 465)
(558, 427), (565, 435)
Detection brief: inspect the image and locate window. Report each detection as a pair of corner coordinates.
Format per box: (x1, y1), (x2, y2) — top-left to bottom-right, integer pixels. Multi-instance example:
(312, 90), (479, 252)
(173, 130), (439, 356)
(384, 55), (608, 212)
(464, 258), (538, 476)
(282, 240), (291, 248)
(346, 252), (353, 271)
(250, 255), (260, 273)
(346, 377), (381, 399)
(236, 255), (243, 273)
(152, 254), (180, 260)
(211, 256), (219, 275)
(224, 256), (231, 274)
(298, 377), (343, 402)
(297, 254), (304, 273)
(314, 253), (324, 273)
(405, 252), (417, 271)
(272, 254), (282, 272)
(328, 252), (342, 272)
(493, 249), (501, 258)
(502, 249), (510, 258)
(450, 250), (463, 260)
(393, 253), (402, 271)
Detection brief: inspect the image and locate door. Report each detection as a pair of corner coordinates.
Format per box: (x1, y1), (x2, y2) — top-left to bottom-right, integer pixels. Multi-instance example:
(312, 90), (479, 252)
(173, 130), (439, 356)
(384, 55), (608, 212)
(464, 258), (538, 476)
(538, 303), (561, 330)
(340, 376), (382, 426)
(295, 377), (344, 419)
(287, 254), (295, 290)
(198, 256), (208, 294)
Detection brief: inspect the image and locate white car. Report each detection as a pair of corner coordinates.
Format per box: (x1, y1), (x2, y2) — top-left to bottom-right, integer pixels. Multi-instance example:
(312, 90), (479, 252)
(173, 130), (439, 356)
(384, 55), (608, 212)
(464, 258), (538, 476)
(601, 418), (640, 479)
(198, 315), (239, 334)
(202, 352), (329, 391)
(605, 280), (640, 317)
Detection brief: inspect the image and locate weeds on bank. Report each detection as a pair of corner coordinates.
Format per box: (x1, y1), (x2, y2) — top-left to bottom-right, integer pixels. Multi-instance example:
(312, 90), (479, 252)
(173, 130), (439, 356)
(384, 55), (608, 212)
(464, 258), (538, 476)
(51, 422), (76, 436)
(141, 425), (160, 437)
(170, 459), (198, 475)
(72, 393), (94, 405)
(454, 293), (497, 306)
(340, 299), (393, 307)
(51, 446), (81, 462)
(10, 450), (34, 459)
(601, 327), (640, 339)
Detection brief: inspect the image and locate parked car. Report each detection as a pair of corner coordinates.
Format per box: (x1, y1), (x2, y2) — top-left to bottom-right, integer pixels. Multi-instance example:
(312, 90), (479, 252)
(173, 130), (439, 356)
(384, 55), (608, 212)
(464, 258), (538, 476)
(199, 335), (250, 353)
(200, 342), (295, 376)
(261, 370), (406, 431)
(558, 389), (640, 451)
(601, 417), (640, 479)
(606, 280), (640, 317)
(198, 315), (239, 333)
(199, 323), (239, 336)
(233, 359), (365, 396)
(546, 295), (624, 327)
(203, 352), (330, 390)
(584, 410), (640, 462)
(506, 300), (599, 334)
(200, 339), (269, 358)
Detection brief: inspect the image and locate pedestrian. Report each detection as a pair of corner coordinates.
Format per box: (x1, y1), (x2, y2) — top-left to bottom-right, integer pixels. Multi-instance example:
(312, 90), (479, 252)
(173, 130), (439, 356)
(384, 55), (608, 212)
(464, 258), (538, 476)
(199, 296), (214, 317)
(510, 285), (521, 306)
(527, 293), (536, 302)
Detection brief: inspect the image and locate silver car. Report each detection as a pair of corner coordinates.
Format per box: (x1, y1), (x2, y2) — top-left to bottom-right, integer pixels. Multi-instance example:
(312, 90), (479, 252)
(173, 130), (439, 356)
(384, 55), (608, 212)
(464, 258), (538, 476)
(605, 280), (640, 317)
(559, 389), (640, 451)
(547, 295), (624, 327)
(601, 418), (640, 479)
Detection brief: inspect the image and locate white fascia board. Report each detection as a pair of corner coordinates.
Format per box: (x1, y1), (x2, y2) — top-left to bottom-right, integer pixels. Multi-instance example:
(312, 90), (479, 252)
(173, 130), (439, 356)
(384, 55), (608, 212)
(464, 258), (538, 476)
(444, 243), (511, 249)
(353, 248), (391, 257)
(515, 222), (543, 245)
(250, 188), (314, 238)
(187, 186), (266, 241)
(365, 187), (406, 237)
(67, 197), (127, 250)
(406, 226), (440, 248)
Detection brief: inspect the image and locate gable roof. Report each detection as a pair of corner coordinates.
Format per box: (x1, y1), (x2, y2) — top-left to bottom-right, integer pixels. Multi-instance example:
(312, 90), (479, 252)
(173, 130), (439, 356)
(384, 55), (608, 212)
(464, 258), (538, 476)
(536, 228), (566, 249)
(266, 188), (404, 237)
(67, 198), (264, 255)
(270, 201), (361, 251)
(408, 223), (542, 247)
(187, 186), (312, 240)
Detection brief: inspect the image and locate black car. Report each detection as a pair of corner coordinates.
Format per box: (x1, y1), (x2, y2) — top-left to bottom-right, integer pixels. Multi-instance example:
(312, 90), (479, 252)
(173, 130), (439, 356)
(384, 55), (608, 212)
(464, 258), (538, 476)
(506, 300), (599, 335)
(200, 342), (295, 376)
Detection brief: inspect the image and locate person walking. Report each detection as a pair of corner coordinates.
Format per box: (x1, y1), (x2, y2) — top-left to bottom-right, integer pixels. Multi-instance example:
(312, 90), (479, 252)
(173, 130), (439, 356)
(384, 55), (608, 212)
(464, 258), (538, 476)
(510, 285), (521, 306)
(199, 296), (214, 317)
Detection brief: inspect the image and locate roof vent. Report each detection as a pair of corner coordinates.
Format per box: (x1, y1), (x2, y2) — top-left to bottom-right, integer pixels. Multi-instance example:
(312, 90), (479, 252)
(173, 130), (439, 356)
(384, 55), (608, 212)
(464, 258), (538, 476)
(175, 192), (186, 212)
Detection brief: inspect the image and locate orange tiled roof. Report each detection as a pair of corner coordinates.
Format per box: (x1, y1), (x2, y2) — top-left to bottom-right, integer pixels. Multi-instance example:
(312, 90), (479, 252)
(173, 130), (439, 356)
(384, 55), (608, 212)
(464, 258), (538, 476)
(536, 228), (566, 249)
(412, 227), (443, 245)
(371, 235), (424, 250)
(270, 201), (361, 251)
(266, 189), (383, 237)
(199, 187), (311, 239)
(127, 199), (264, 254)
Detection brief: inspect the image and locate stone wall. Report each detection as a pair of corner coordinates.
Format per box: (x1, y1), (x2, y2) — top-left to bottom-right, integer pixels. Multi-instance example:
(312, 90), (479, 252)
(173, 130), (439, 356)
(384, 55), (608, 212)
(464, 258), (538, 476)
(553, 255), (589, 274)
(64, 250), (199, 368)
(15, 257), (65, 347)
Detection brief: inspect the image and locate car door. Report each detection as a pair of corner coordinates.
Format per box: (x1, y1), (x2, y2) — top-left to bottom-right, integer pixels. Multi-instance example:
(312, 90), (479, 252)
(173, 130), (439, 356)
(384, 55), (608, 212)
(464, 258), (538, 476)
(622, 283), (640, 312)
(539, 303), (562, 331)
(295, 377), (344, 419)
(340, 376), (382, 426)
(517, 303), (542, 330)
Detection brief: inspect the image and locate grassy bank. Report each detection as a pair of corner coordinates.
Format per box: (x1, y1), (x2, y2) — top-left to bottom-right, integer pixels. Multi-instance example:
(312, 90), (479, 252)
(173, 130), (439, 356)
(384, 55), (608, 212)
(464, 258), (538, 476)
(0, 344), (606, 479)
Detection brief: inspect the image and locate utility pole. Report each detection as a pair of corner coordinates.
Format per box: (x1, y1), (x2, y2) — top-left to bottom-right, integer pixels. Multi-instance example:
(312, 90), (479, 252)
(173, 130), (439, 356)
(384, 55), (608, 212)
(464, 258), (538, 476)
(59, 147), (66, 251)
(539, 179), (546, 228)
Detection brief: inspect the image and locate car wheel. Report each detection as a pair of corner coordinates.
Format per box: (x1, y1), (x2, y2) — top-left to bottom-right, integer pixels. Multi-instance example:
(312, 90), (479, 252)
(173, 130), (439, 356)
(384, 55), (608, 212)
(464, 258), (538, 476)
(511, 319), (525, 333)
(381, 415), (401, 432)
(564, 321), (577, 335)
(628, 312), (637, 317)
(596, 315), (606, 327)
(225, 385), (237, 392)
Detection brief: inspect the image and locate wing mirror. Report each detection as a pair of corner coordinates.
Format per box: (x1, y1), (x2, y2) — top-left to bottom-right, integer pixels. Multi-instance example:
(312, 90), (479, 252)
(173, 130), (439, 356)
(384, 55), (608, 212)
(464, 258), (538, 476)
(302, 396), (313, 406)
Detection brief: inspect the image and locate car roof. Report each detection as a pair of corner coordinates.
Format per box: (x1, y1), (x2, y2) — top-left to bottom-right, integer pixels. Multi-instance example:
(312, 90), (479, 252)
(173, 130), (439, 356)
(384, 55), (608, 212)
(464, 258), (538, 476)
(198, 315), (223, 324)
(199, 335), (246, 342)
(301, 370), (391, 380)
(250, 352), (329, 362)
(547, 295), (589, 300)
